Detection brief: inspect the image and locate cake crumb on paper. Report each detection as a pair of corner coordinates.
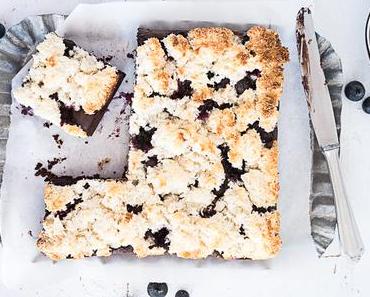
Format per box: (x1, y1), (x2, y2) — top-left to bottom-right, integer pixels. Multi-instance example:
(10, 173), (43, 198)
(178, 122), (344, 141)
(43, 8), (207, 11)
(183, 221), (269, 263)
(97, 157), (111, 171)
(43, 122), (52, 128)
(19, 105), (33, 116)
(52, 134), (63, 149)
(47, 157), (67, 170)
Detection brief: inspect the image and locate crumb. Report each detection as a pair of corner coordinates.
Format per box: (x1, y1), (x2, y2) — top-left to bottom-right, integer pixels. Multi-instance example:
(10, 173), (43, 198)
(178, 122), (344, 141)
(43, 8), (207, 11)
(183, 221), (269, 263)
(97, 157), (111, 171)
(34, 162), (42, 170)
(34, 162), (93, 184)
(43, 122), (52, 128)
(34, 163), (59, 182)
(84, 141), (88, 144)
(113, 92), (134, 105)
(99, 55), (113, 63)
(47, 157), (66, 170)
(108, 127), (121, 138)
(127, 52), (135, 59)
(28, 230), (33, 237)
(104, 55), (113, 62)
(120, 107), (127, 115)
(52, 134), (63, 149)
(20, 105), (33, 116)
(107, 110), (128, 138)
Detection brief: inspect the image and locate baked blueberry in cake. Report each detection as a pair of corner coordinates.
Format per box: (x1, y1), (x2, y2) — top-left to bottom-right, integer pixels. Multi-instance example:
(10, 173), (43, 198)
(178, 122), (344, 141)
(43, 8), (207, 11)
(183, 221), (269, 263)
(13, 33), (124, 137)
(37, 26), (289, 260)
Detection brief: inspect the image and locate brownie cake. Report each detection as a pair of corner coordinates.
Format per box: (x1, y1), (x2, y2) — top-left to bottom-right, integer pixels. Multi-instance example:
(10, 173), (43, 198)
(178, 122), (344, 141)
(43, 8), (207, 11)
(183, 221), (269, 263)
(37, 26), (289, 260)
(13, 33), (124, 137)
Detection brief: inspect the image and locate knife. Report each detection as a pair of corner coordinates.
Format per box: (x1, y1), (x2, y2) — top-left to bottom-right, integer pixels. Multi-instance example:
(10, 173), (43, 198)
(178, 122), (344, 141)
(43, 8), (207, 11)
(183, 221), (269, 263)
(296, 7), (364, 261)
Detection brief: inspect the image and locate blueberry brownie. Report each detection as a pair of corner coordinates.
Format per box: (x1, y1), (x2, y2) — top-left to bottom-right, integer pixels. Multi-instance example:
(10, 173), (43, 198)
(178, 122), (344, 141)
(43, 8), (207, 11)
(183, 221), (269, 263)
(37, 27), (289, 260)
(13, 33), (124, 137)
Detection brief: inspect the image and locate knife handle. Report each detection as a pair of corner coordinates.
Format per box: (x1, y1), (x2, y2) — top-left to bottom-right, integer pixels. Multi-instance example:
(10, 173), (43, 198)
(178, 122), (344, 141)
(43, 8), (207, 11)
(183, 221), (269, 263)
(323, 147), (365, 261)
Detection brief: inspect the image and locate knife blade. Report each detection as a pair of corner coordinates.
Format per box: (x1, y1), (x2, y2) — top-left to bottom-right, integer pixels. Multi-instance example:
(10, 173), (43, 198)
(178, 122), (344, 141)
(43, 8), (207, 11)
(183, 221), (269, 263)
(296, 7), (339, 150)
(296, 7), (364, 261)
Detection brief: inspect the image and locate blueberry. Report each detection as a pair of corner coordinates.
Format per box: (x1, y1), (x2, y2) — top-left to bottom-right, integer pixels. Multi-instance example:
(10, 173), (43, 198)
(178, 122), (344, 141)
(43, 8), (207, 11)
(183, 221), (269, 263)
(344, 81), (365, 101)
(362, 97), (370, 114)
(0, 23), (5, 39)
(147, 282), (168, 297)
(175, 290), (190, 297)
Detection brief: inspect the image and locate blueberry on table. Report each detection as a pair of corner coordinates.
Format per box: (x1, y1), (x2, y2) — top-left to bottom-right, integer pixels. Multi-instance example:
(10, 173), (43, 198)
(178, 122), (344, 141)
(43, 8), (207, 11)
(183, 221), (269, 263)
(344, 81), (365, 101)
(0, 23), (5, 39)
(175, 290), (190, 297)
(147, 282), (168, 297)
(362, 97), (370, 114)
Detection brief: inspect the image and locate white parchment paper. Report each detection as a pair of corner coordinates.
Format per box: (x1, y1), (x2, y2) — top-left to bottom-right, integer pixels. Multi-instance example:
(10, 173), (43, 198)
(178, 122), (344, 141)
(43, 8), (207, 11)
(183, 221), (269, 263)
(1, 1), (367, 297)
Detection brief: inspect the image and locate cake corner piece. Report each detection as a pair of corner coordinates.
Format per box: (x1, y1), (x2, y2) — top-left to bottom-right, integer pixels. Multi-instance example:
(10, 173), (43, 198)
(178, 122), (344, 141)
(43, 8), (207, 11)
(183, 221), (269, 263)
(13, 32), (124, 138)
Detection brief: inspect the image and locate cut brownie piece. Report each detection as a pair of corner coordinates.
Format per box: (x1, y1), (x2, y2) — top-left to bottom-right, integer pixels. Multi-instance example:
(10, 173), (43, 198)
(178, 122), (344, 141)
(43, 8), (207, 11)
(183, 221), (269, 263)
(13, 33), (124, 137)
(37, 26), (289, 261)
(37, 178), (280, 260)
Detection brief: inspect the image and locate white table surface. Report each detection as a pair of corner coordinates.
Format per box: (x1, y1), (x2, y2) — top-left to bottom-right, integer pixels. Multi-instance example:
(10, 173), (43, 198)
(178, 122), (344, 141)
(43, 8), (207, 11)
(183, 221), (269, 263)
(1, 0), (369, 296)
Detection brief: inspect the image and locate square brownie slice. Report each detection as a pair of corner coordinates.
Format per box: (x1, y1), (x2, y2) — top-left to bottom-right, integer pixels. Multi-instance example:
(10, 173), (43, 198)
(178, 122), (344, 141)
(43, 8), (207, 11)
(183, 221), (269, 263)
(13, 33), (124, 137)
(37, 26), (289, 261)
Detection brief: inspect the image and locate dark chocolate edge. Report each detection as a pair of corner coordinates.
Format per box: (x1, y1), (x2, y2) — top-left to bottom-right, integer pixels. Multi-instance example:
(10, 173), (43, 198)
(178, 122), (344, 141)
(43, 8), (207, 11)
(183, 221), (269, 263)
(137, 28), (189, 46)
(137, 27), (244, 46)
(65, 245), (251, 260)
(46, 175), (108, 186)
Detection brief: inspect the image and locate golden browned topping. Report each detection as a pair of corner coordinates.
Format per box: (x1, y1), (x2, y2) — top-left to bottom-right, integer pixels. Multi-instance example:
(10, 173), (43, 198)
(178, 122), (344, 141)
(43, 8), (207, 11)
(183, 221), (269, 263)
(188, 27), (235, 53)
(37, 26), (289, 261)
(247, 26), (289, 66)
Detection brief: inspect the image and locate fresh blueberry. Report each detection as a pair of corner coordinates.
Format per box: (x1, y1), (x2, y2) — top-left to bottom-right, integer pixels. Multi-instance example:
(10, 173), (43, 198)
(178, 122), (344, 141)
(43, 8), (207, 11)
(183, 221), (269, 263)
(147, 282), (168, 297)
(175, 290), (190, 297)
(362, 97), (370, 114)
(0, 23), (5, 39)
(344, 81), (365, 101)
